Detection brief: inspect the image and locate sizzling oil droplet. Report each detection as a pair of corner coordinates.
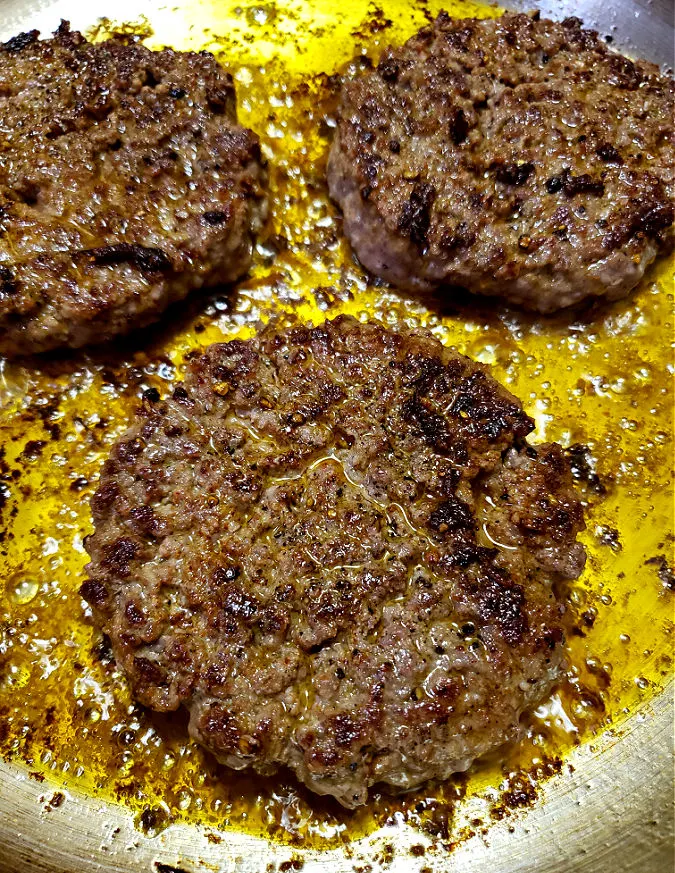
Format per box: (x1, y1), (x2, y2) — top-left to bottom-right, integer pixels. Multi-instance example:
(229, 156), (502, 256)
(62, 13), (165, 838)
(10, 579), (39, 605)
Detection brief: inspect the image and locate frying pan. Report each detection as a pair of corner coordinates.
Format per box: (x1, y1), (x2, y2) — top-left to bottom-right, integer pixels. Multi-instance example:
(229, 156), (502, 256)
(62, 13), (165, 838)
(0, 1), (673, 871)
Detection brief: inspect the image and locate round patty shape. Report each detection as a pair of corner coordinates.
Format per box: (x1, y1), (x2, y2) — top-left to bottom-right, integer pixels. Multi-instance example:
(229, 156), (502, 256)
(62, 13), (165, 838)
(328, 13), (675, 312)
(0, 23), (266, 357)
(83, 315), (585, 808)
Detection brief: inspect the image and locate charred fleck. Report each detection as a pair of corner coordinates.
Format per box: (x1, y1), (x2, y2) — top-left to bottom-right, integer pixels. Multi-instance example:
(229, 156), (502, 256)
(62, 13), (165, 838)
(596, 143), (623, 164)
(101, 537), (138, 576)
(429, 496), (474, 533)
(560, 167), (604, 198)
(495, 162), (534, 186)
(477, 569), (528, 646)
(202, 210), (229, 226)
(565, 443), (607, 495)
(377, 57), (399, 83)
(80, 578), (108, 606)
(398, 182), (436, 250)
(78, 243), (172, 274)
(449, 107), (469, 145)
(2, 31), (39, 53)
(0, 266), (17, 295)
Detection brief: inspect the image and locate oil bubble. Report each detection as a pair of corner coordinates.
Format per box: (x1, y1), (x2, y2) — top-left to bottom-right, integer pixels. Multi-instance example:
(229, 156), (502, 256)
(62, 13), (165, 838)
(162, 752), (176, 771)
(10, 579), (39, 605)
(177, 789), (193, 810)
(245, 3), (276, 26)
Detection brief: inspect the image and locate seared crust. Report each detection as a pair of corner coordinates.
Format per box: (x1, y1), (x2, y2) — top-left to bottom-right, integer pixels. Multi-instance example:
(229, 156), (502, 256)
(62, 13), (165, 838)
(84, 315), (585, 807)
(328, 13), (674, 312)
(0, 23), (266, 357)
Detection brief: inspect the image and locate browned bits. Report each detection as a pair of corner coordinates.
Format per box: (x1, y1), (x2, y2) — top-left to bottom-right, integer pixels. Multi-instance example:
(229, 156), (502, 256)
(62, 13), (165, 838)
(79, 578), (108, 606)
(398, 182), (437, 250)
(76, 243), (173, 273)
(100, 537), (138, 576)
(495, 162), (535, 187)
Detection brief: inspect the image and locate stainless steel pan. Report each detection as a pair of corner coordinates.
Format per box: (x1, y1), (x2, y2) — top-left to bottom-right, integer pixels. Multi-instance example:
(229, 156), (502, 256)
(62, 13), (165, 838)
(0, 1), (672, 871)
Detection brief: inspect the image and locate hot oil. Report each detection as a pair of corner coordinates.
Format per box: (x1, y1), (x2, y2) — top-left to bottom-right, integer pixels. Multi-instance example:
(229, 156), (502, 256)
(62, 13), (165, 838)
(0, 0), (673, 850)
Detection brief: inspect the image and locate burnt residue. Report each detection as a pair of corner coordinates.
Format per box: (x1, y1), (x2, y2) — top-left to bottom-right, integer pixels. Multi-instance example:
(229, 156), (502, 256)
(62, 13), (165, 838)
(596, 525), (621, 551)
(645, 556), (675, 591)
(565, 444), (607, 495)
(476, 570), (528, 647)
(154, 864), (191, 873)
(21, 440), (47, 460)
(448, 107), (469, 145)
(279, 858), (305, 871)
(378, 57), (400, 83)
(202, 209), (230, 226)
(560, 167), (605, 198)
(596, 143), (623, 164)
(428, 496), (474, 534)
(45, 791), (65, 810)
(137, 805), (172, 836)
(489, 758), (564, 822)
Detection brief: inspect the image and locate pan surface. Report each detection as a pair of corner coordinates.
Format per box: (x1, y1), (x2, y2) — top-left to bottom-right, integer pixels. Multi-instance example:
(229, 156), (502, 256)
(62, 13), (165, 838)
(0, 1), (673, 872)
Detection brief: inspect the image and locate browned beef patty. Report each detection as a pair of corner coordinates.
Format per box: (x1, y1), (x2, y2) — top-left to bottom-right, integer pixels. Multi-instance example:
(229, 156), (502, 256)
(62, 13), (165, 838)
(83, 315), (585, 807)
(0, 23), (266, 357)
(328, 13), (674, 312)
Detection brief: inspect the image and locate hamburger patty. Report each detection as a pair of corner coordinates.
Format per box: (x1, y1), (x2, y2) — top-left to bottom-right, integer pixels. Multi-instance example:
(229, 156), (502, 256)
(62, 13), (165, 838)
(83, 315), (585, 807)
(0, 23), (266, 357)
(328, 13), (675, 312)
